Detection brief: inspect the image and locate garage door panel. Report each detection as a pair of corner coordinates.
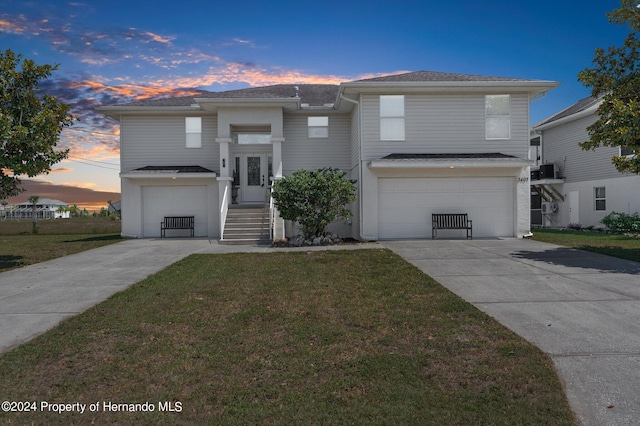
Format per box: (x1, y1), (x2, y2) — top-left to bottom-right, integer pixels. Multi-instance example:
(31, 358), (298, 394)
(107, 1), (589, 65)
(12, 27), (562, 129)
(142, 186), (208, 237)
(378, 177), (514, 239)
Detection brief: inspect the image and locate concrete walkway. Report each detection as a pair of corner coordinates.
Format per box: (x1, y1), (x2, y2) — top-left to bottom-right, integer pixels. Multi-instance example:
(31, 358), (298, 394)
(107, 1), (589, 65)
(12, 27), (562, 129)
(2, 237), (639, 425)
(382, 238), (640, 426)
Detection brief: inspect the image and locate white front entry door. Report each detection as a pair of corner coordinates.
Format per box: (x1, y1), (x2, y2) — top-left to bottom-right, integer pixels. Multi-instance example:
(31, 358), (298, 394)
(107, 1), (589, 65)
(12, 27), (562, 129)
(242, 154), (268, 203)
(569, 191), (580, 224)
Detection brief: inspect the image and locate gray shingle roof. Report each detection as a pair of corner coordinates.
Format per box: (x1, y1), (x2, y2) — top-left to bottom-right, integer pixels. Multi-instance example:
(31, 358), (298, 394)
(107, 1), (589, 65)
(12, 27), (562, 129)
(120, 71), (548, 108)
(535, 96), (601, 127)
(133, 166), (215, 173)
(354, 70), (531, 83)
(126, 84), (339, 107)
(382, 153), (519, 160)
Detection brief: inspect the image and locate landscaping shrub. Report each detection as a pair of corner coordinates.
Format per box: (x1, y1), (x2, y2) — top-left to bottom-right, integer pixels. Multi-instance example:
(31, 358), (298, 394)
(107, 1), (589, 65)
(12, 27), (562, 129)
(601, 211), (640, 234)
(272, 168), (356, 239)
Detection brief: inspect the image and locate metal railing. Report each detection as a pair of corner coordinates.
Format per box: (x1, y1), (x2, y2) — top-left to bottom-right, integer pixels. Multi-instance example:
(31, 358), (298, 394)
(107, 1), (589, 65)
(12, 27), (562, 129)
(220, 183), (229, 240)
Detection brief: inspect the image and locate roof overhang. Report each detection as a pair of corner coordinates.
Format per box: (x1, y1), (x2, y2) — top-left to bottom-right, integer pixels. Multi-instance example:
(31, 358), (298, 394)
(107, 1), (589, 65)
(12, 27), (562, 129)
(533, 101), (601, 131)
(193, 97), (301, 112)
(336, 80), (559, 111)
(120, 166), (217, 179)
(368, 154), (532, 170)
(97, 105), (203, 121)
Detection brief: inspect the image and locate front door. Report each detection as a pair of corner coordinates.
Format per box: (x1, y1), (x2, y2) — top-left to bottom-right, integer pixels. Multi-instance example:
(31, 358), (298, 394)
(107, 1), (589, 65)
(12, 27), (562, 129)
(569, 191), (579, 224)
(242, 154), (268, 203)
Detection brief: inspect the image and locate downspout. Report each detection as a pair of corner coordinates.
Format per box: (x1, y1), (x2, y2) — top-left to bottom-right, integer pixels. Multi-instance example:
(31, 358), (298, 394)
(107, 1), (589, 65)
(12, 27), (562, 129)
(340, 94), (363, 240)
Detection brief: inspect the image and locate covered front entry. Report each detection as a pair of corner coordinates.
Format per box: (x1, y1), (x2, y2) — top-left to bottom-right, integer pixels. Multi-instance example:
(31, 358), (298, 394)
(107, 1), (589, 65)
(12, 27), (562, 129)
(235, 153), (272, 204)
(377, 177), (515, 239)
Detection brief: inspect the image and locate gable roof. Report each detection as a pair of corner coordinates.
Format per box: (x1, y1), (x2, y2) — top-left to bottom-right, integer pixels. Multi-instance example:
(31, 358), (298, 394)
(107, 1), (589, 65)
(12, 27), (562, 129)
(101, 70), (558, 114)
(355, 70), (532, 83)
(125, 84), (339, 108)
(534, 96), (601, 129)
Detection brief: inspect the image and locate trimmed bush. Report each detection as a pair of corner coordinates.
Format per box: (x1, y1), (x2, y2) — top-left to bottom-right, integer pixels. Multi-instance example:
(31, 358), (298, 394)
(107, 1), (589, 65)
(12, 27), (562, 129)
(272, 168), (356, 239)
(601, 211), (640, 234)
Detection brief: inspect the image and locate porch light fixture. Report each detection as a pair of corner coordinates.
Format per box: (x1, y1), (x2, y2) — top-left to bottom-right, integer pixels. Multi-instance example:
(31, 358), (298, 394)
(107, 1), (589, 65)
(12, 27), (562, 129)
(222, 158), (226, 168)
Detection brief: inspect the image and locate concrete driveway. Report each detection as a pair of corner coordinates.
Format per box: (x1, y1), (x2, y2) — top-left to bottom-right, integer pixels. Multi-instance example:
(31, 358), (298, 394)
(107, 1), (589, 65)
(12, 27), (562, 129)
(382, 238), (640, 426)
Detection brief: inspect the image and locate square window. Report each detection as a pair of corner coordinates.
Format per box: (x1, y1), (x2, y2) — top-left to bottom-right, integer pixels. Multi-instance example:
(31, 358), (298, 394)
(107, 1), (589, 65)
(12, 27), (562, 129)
(308, 116), (329, 138)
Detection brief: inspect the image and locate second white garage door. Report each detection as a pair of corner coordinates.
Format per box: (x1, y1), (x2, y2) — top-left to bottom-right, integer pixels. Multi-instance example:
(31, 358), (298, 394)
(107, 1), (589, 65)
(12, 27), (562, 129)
(142, 186), (208, 237)
(378, 177), (514, 239)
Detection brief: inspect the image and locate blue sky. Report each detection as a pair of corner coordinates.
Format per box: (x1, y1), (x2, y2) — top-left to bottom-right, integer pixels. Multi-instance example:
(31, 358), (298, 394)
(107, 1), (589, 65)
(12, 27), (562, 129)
(0, 0), (630, 195)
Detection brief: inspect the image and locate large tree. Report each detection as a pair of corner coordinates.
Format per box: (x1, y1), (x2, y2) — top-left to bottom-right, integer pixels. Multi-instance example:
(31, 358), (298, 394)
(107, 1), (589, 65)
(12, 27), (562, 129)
(578, 0), (640, 174)
(0, 49), (74, 199)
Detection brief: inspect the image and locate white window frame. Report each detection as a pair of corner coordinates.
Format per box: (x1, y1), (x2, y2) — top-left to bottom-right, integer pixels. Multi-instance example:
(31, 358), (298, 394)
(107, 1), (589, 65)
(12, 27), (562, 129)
(485, 95), (511, 140)
(380, 95), (405, 141)
(185, 117), (202, 148)
(594, 187), (606, 211)
(308, 116), (329, 138)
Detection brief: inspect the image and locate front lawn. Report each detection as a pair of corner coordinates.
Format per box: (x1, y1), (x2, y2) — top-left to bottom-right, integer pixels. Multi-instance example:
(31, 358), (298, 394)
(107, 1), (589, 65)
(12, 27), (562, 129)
(532, 228), (640, 262)
(0, 217), (123, 272)
(0, 250), (576, 425)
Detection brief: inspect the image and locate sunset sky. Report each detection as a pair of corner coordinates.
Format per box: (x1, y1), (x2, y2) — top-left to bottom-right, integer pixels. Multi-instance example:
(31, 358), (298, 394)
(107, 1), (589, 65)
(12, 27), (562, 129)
(0, 0), (630, 201)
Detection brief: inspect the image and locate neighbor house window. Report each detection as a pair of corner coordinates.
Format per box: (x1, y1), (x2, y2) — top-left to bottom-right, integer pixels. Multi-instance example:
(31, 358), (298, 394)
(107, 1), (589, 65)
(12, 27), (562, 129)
(185, 117), (202, 148)
(308, 116), (329, 138)
(485, 95), (511, 139)
(594, 187), (606, 211)
(380, 95), (405, 140)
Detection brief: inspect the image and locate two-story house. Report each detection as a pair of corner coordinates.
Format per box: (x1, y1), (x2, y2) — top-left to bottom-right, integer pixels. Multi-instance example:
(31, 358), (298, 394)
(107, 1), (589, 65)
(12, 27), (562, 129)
(531, 96), (640, 228)
(100, 71), (558, 241)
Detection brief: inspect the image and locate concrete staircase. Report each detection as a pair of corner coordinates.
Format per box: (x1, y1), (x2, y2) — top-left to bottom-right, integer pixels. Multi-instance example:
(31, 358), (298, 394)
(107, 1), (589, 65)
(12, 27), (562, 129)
(220, 204), (271, 245)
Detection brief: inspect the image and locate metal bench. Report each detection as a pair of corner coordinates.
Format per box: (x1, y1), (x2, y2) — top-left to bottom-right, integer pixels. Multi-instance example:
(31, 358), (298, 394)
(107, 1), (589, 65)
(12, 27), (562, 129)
(432, 213), (472, 240)
(161, 216), (194, 238)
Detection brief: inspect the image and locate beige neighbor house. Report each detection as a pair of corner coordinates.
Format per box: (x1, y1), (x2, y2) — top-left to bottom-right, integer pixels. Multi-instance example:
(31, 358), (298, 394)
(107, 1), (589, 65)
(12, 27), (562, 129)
(99, 71), (558, 242)
(531, 96), (640, 229)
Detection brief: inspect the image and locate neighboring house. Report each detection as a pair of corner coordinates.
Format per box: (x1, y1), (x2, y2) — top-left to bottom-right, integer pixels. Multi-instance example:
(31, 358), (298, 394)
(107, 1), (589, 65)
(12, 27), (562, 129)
(531, 96), (640, 228)
(11, 198), (70, 219)
(100, 71), (558, 240)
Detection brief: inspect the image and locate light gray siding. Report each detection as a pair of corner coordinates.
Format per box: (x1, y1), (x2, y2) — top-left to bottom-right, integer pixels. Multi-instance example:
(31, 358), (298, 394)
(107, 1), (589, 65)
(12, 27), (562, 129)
(360, 93), (530, 161)
(281, 113), (351, 175)
(351, 102), (361, 169)
(120, 115), (219, 172)
(541, 114), (623, 183)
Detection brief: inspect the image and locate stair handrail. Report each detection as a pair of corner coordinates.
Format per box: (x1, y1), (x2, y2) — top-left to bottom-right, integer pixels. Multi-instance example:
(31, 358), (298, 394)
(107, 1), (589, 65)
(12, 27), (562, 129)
(220, 183), (229, 240)
(269, 186), (274, 240)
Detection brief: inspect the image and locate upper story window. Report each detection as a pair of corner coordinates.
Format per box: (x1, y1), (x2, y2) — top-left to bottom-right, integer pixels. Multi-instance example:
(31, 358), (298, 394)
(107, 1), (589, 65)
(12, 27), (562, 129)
(485, 95), (511, 140)
(308, 116), (329, 138)
(185, 117), (202, 148)
(380, 95), (405, 141)
(594, 187), (606, 211)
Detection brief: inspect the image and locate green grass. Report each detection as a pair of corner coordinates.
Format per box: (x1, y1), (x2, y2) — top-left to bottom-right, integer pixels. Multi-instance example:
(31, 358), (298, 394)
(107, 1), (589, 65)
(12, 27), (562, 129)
(532, 228), (640, 262)
(0, 250), (577, 425)
(0, 217), (124, 272)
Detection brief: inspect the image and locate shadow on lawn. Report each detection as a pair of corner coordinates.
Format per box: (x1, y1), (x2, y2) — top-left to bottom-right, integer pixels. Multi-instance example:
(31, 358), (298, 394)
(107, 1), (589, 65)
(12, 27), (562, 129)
(0, 255), (24, 271)
(512, 246), (640, 274)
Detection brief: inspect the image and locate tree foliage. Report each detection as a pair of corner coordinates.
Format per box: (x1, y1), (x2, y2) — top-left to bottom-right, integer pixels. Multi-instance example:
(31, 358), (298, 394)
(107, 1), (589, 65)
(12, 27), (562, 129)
(272, 168), (356, 239)
(577, 1), (640, 173)
(0, 49), (74, 199)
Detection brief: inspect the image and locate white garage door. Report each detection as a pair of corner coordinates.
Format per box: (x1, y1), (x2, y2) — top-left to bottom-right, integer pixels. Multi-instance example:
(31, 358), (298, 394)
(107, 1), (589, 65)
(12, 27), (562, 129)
(378, 177), (514, 239)
(142, 186), (208, 237)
